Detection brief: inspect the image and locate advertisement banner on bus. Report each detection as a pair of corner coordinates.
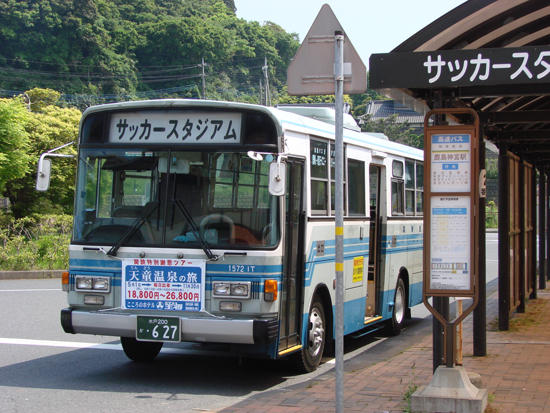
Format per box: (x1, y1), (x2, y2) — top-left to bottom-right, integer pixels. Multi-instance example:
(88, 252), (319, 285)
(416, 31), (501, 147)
(121, 259), (205, 311)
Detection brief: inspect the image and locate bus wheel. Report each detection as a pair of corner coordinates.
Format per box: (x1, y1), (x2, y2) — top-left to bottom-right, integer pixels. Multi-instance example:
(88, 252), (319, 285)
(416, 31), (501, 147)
(290, 297), (326, 373)
(386, 278), (406, 336)
(120, 337), (163, 362)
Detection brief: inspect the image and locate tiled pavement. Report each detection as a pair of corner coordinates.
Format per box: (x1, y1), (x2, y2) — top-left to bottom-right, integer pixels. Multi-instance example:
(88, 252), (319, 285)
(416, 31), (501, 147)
(215, 289), (550, 412)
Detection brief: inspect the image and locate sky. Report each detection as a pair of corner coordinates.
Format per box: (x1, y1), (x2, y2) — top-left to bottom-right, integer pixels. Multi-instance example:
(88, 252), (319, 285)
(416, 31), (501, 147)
(234, 0), (467, 69)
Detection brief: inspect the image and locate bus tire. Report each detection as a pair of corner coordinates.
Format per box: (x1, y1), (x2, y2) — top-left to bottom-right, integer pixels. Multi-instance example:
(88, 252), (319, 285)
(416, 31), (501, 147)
(290, 297), (326, 373)
(120, 337), (163, 362)
(386, 278), (406, 336)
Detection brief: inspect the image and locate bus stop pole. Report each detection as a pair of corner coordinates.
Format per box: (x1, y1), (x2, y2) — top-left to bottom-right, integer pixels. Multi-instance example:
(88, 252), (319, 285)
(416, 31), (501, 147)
(334, 30), (345, 413)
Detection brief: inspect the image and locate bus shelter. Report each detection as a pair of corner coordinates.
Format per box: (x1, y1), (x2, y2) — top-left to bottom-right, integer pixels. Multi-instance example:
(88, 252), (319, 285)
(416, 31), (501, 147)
(369, 0), (550, 364)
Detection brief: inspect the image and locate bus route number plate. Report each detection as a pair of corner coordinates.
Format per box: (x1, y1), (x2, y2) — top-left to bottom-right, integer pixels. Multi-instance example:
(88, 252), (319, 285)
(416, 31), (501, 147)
(136, 316), (180, 342)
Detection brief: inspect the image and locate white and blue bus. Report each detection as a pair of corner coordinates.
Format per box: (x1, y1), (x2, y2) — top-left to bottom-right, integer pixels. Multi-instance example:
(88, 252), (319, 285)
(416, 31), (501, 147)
(56, 99), (423, 372)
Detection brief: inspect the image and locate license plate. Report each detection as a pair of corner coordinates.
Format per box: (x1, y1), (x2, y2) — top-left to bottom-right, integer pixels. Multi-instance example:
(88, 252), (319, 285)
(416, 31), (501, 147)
(136, 316), (180, 342)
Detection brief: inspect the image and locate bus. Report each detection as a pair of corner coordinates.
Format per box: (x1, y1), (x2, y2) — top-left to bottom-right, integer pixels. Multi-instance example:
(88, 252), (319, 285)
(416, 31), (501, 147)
(49, 99), (423, 373)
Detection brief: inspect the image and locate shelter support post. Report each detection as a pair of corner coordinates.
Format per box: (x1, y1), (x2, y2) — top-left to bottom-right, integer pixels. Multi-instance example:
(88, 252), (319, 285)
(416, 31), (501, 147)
(547, 169), (550, 283)
(474, 138), (486, 356)
(530, 166), (537, 299)
(518, 160), (526, 314)
(498, 145), (510, 331)
(539, 169), (546, 290)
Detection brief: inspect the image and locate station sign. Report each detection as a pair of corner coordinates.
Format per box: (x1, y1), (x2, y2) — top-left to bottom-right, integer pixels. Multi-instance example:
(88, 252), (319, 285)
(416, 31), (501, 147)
(423, 110), (480, 298)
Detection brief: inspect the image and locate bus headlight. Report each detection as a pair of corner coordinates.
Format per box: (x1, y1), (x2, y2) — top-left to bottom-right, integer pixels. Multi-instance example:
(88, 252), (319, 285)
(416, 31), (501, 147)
(213, 282), (231, 296)
(75, 276), (111, 293)
(231, 283), (249, 297)
(93, 277), (110, 291)
(212, 281), (251, 299)
(75, 276), (92, 290)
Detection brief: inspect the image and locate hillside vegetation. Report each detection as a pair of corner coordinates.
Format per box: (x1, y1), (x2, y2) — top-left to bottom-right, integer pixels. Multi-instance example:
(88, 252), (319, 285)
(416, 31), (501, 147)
(0, 0), (299, 103)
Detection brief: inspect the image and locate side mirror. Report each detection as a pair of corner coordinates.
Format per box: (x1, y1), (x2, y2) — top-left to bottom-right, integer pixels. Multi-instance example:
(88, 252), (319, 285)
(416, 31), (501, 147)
(36, 157), (52, 192)
(268, 161), (286, 196)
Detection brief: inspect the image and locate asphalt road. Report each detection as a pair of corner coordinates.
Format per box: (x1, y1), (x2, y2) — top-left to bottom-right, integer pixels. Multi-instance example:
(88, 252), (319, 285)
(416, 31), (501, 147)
(0, 233), (499, 413)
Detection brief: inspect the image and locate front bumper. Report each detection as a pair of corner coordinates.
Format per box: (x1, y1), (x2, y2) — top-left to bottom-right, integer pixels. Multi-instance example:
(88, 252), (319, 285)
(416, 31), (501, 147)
(61, 308), (278, 345)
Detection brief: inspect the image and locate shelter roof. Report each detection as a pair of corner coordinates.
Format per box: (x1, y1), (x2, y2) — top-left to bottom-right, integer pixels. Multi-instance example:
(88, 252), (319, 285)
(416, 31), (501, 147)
(370, 0), (550, 167)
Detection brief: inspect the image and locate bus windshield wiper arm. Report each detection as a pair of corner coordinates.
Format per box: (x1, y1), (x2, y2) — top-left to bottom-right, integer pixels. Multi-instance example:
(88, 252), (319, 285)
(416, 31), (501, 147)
(172, 199), (217, 260)
(107, 201), (159, 257)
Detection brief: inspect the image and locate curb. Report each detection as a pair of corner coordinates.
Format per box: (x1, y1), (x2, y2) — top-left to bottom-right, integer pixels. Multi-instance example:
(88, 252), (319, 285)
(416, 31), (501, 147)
(0, 270), (64, 280)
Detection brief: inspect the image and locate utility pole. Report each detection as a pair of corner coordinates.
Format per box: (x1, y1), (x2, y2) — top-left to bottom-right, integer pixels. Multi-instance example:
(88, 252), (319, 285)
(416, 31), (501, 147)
(200, 57), (207, 99)
(259, 79), (264, 106)
(262, 57), (270, 106)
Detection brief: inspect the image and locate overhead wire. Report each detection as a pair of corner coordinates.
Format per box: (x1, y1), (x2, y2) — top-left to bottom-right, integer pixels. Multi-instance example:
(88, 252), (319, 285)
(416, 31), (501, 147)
(0, 56), (284, 104)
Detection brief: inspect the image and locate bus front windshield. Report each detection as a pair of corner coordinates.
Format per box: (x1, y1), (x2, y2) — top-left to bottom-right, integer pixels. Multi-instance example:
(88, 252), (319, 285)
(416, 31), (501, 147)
(73, 149), (280, 250)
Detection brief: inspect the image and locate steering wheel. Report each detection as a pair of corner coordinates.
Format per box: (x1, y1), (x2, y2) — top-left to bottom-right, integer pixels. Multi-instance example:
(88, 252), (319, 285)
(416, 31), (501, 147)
(199, 214), (235, 243)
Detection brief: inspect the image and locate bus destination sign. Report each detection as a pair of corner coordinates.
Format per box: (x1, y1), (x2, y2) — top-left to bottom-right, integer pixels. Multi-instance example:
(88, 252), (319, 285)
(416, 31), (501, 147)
(122, 258), (205, 312)
(110, 111), (242, 144)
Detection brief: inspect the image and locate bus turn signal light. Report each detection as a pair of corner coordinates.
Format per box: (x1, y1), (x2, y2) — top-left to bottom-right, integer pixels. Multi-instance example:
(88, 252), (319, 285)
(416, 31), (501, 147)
(62, 271), (70, 292)
(264, 280), (278, 302)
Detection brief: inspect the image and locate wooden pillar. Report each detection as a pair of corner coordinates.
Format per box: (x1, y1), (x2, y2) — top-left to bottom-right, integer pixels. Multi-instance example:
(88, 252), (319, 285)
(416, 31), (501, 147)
(498, 145), (510, 331)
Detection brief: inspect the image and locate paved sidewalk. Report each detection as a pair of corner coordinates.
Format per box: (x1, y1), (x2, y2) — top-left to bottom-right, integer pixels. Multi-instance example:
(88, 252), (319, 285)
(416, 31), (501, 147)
(216, 289), (550, 413)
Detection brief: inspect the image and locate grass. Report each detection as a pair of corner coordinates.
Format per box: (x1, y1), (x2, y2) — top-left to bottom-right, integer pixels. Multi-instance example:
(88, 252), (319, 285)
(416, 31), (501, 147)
(401, 364), (418, 413)
(508, 299), (546, 332)
(484, 393), (499, 412)
(486, 296), (548, 332)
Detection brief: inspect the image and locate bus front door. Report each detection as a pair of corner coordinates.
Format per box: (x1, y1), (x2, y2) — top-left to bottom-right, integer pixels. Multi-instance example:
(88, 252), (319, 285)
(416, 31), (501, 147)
(366, 166), (381, 318)
(279, 158), (305, 352)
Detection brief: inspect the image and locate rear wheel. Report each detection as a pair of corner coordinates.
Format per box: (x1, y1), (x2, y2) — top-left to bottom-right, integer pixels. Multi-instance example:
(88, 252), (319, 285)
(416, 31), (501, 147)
(290, 297), (326, 373)
(386, 278), (406, 336)
(120, 337), (163, 362)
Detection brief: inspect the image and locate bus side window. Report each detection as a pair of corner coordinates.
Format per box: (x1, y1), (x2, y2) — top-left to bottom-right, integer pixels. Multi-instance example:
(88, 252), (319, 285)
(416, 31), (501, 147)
(416, 163), (424, 215)
(391, 180), (404, 215)
(405, 161), (415, 215)
(310, 140), (328, 214)
(348, 160), (365, 216)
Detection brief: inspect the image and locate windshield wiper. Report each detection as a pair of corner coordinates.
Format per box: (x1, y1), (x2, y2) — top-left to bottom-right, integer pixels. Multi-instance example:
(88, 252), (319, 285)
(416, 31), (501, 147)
(172, 199), (217, 260)
(107, 201), (159, 257)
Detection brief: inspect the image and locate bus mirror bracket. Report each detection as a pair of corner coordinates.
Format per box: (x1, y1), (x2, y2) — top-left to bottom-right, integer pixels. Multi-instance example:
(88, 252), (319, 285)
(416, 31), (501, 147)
(268, 156), (287, 196)
(35, 142), (75, 192)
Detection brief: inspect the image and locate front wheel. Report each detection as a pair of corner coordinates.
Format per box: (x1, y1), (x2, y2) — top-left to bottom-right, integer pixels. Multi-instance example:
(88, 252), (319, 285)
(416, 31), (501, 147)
(385, 278), (406, 336)
(120, 337), (163, 362)
(290, 297), (326, 373)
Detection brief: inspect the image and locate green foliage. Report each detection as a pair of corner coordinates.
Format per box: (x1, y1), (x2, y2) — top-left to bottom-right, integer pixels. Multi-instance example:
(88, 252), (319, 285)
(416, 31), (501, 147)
(0, 0), (299, 102)
(401, 364), (418, 413)
(3, 89), (80, 219)
(26, 88), (61, 112)
(486, 157), (498, 179)
(275, 86), (353, 106)
(360, 113), (424, 149)
(0, 98), (32, 194)
(486, 200), (498, 228)
(0, 212), (71, 271)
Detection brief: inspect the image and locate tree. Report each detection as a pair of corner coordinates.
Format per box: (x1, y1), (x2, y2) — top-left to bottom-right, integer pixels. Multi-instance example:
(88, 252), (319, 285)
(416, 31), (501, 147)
(360, 113), (423, 149)
(0, 0), (300, 103)
(3, 90), (80, 218)
(0, 98), (32, 195)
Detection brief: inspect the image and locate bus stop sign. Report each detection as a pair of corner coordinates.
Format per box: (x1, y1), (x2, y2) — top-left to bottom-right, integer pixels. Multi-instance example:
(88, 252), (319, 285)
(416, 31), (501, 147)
(287, 4), (366, 96)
